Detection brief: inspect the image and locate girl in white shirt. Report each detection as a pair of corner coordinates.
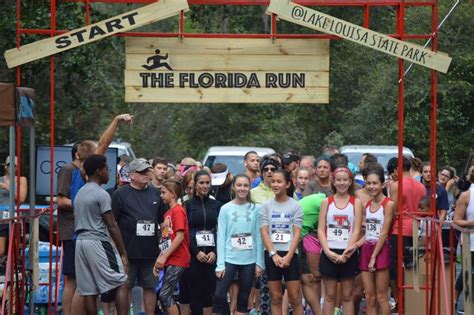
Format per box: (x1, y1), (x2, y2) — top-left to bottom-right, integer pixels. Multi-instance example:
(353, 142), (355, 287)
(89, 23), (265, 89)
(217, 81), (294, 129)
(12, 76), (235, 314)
(359, 164), (394, 315)
(318, 166), (363, 315)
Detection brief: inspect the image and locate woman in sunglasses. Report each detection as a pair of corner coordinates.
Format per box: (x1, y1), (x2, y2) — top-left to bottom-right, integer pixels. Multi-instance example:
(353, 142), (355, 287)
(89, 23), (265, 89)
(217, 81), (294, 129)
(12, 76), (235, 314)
(251, 156), (281, 205)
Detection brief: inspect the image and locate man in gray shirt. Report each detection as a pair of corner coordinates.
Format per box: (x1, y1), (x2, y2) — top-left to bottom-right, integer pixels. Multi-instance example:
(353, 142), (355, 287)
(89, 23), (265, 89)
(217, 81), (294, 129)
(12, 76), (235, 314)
(74, 154), (129, 315)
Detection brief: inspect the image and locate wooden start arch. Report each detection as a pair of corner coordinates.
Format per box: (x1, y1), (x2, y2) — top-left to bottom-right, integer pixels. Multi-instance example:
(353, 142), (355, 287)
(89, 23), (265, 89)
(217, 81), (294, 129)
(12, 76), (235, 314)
(2, 0), (462, 314)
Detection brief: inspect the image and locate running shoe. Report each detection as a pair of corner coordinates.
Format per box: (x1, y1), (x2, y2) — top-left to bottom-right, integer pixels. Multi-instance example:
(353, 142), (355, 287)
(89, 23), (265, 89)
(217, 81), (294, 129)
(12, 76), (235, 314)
(389, 297), (397, 312)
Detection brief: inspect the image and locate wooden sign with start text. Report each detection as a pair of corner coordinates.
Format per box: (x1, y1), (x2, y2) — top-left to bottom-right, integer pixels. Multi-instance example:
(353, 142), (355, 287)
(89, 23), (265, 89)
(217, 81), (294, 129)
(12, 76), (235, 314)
(4, 0), (189, 68)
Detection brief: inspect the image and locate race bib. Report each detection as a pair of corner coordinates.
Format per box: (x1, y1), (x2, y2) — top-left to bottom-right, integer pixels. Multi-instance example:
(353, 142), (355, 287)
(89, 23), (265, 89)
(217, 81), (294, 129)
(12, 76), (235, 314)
(471, 234), (474, 252)
(327, 226), (349, 242)
(271, 230), (291, 243)
(159, 238), (172, 254)
(231, 233), (253, 250)
(196, 230), (215, 247)
(136, 220), (155, 236)
(366, 221), (382, 238)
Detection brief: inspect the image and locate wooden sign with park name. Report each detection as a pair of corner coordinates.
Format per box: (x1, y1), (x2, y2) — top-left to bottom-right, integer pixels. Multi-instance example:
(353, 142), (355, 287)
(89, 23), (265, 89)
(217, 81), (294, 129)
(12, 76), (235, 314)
(4, 0), (189, 68)
(267, 0), (452, 73)
(125, 37), (329, 103)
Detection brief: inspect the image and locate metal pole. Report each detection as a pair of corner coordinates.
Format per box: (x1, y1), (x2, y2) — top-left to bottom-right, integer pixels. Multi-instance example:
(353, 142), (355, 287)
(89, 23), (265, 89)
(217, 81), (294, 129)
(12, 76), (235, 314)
(395, 2), (406, 313)
(8, 126), (16, 219)
(29, 126), (36, 315)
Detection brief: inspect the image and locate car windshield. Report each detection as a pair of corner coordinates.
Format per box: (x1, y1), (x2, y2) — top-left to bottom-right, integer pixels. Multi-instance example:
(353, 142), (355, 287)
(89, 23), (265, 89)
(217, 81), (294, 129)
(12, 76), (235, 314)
(345, 152), (404, 172)
(204, 155), (246, 176)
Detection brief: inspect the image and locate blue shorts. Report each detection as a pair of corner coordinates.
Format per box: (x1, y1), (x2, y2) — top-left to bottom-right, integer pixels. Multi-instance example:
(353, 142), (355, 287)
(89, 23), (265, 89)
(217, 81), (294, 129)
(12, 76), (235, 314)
(62, 240), (75, 276)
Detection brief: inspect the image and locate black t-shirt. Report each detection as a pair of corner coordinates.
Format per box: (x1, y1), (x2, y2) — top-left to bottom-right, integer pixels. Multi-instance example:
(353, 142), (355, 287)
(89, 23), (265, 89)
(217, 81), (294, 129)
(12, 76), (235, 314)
(211, 184), (232, 204)
(112, 184), (167, 260)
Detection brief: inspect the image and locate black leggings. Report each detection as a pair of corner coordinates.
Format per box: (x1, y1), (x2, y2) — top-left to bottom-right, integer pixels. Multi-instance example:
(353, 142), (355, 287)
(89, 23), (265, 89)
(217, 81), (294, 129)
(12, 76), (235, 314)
(188, 257), (216, 315)
(213, 263), (256, 314)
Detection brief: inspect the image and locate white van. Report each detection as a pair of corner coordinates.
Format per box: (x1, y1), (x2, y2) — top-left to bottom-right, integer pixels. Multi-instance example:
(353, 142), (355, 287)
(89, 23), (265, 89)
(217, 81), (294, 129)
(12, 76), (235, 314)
(203, 146), (275, 175)
(340, 145), (415, 174)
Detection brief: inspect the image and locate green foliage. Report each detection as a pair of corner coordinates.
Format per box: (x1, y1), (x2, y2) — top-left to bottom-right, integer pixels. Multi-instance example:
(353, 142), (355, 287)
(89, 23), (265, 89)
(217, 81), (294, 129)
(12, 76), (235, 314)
(0, 1), (472, 173)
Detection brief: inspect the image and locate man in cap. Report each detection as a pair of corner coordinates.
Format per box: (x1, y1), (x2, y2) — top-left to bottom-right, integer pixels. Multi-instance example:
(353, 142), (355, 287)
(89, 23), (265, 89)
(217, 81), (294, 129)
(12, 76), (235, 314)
(210, 163), (233, 204)
(112, 158), (167, 315)
(282, 150), (300, 173)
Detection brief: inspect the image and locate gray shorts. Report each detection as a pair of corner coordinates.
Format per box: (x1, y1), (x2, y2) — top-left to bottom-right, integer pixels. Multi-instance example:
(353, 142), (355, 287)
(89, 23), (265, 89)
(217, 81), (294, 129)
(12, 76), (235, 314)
(75, 239), (128, 296)
(128, 259), (159, 289)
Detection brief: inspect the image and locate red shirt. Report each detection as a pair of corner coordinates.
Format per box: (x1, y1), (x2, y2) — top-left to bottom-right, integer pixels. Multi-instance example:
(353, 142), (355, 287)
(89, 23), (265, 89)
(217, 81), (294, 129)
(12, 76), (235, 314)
(392, 177), (426, 237)
(161, 204), (190, 268)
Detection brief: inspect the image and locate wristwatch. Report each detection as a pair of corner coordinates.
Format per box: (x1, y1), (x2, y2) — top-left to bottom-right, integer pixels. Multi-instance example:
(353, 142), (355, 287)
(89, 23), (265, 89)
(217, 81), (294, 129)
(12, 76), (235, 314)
(268, 250), (276, 258)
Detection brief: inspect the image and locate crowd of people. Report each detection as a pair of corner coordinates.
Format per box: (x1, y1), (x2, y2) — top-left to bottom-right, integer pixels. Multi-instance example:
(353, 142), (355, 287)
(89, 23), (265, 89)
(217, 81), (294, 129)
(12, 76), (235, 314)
(1, 114), (470, 315)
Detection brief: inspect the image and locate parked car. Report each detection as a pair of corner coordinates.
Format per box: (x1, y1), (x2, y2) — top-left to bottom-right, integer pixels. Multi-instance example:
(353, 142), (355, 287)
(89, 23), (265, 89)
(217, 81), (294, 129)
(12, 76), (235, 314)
(203, 146), (275, 175)
(340, 145), (415, 175)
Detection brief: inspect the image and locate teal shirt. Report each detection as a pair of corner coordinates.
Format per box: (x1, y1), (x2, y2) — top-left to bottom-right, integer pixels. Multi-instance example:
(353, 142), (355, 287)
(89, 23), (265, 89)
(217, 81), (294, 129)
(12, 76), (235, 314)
(216, 202), (264, 272)
(299, 193), (325, 237)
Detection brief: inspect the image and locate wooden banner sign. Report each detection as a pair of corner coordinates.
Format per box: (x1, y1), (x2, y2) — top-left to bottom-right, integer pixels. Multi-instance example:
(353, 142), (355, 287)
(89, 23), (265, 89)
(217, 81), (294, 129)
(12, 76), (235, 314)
(4, 0), (189, 68)
(267, 0), (452, 73)
(125, 37), (329, 103)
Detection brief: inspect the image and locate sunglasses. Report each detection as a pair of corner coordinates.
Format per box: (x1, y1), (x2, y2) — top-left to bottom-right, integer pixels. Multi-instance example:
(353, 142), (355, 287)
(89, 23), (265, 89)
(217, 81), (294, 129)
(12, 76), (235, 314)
(263, 167), (276, 173)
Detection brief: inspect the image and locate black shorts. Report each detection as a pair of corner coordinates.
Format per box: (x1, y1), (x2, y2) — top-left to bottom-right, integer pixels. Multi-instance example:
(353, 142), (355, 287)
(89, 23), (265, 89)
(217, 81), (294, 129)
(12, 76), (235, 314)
(264, 251), (301, 282)
(389, 234), (413, 281)
(0, 224), (9, 237)
(62, 240), (76, 276)
(319, 248), (360, 281)
(299, 242), (311, 275)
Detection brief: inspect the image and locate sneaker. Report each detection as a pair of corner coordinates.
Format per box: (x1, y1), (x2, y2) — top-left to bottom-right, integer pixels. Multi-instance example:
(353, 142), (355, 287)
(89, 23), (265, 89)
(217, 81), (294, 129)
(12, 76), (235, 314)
(389, 297), (397, 311)
(456, 301), (465, 315)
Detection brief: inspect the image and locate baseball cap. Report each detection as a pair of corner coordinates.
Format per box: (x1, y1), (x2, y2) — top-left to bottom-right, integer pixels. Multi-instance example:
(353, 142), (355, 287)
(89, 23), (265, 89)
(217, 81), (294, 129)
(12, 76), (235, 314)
(282, 152), (300, 165)
(129, 158), (152, 173)
(210, 163), (229, 186)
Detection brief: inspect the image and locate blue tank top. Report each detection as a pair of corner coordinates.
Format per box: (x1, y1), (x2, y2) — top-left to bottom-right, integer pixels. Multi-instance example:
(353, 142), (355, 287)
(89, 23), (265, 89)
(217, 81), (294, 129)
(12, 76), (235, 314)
(70, 169), (85, 206)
